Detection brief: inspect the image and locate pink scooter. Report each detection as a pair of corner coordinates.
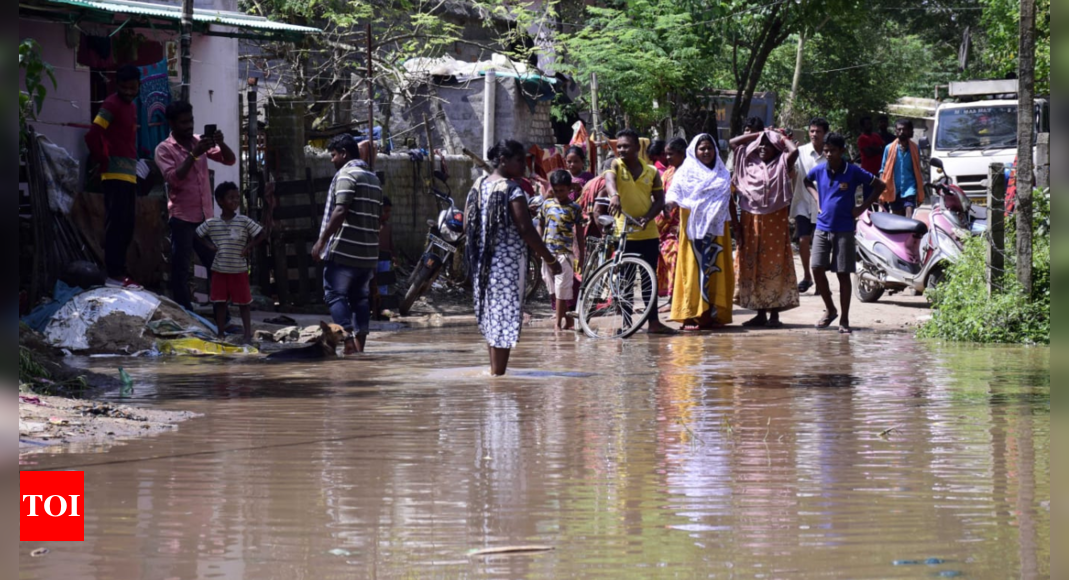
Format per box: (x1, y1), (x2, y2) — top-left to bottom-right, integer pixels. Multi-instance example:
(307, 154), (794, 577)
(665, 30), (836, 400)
(854, 158), (986, 302)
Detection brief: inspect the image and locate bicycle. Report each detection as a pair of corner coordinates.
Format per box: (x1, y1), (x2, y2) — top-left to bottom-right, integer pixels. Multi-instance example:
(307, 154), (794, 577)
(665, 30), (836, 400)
(576, 211), (657, 339)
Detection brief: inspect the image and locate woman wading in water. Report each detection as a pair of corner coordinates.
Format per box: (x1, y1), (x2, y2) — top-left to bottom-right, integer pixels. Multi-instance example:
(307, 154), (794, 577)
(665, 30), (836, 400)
(465, 140), (561, 376)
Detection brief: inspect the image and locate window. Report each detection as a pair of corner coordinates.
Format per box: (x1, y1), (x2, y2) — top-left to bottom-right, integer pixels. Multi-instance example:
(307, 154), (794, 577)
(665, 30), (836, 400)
(935, 105), (1018, 151)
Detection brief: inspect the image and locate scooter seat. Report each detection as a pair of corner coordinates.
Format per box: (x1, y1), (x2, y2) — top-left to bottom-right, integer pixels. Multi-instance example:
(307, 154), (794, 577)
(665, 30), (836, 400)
(870, 212), (929, 235)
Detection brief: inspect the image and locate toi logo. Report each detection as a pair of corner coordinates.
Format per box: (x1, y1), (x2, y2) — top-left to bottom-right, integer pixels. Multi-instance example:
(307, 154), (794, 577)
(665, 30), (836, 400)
(20, 471), (85, 542)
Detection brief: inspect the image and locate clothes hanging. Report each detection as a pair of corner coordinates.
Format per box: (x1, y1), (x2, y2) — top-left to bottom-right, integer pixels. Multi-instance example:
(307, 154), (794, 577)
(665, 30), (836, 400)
(137, 59), (172, 160)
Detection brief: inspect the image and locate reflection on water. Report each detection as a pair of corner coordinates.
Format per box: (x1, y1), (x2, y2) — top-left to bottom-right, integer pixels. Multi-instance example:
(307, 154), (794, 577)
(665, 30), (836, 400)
(20, 330), (1050, 579)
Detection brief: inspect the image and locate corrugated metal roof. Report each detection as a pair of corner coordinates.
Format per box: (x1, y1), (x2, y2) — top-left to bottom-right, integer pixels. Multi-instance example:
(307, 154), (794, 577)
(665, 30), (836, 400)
(46, 0), (321, 34)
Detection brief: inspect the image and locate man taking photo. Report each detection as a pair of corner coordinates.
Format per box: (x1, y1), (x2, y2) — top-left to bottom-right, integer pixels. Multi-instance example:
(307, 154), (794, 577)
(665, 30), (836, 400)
(154, 101), (237, 310)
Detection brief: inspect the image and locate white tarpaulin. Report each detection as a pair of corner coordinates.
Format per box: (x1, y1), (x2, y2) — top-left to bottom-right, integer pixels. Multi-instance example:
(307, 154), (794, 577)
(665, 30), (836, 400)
(43, 289), (161, 352)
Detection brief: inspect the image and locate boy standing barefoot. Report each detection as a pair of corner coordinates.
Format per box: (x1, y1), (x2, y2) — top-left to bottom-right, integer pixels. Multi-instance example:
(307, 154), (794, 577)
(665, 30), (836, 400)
(196, 183), (266, 344)
(540, 171), (585, 332)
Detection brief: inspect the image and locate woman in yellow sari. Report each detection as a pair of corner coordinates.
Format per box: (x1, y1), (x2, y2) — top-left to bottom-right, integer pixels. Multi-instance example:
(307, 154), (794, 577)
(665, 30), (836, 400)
(667, 134), (740, 331)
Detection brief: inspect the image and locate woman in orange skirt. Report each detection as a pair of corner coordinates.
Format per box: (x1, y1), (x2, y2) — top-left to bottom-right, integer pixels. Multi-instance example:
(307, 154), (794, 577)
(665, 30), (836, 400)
(731, 129), (801, 328)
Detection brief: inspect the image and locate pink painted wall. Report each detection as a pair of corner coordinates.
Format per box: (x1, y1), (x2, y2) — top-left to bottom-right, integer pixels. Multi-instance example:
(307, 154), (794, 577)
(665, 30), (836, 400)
(19, 17), (240, 197)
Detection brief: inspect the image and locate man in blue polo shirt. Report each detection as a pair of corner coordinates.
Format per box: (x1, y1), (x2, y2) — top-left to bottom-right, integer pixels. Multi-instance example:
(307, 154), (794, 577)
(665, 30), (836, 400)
(804, 133), (887, 335)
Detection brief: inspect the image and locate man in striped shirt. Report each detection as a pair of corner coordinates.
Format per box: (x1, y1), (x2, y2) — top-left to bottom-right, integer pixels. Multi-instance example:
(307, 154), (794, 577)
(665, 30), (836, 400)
(84, 64), (142, 289)
(312, 134), (383, 355)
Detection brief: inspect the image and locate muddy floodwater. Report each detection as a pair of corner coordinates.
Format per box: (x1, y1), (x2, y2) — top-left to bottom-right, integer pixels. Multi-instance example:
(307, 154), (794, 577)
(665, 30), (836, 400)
(20, 329), (1050, 579)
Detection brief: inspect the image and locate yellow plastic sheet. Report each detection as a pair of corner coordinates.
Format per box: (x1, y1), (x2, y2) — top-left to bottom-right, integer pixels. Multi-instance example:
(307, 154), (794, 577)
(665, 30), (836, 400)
(156, 339), (259, 356)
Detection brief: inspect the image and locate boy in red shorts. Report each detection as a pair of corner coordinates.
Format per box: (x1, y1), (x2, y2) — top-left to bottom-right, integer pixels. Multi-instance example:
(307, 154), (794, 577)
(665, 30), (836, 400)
(196, 182), (266, 343)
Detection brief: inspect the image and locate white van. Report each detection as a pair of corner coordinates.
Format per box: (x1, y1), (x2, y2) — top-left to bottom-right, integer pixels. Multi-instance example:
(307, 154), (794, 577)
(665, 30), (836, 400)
(921, 81), (1050, 203)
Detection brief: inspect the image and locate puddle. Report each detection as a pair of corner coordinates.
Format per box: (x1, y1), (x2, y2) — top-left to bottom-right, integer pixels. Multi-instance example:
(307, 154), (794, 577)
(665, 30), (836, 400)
(20, 328), (1050, 579)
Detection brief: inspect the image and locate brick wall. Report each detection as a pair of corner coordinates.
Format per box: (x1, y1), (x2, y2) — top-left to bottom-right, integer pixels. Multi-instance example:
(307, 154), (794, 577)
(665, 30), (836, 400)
(306, 153), (479, 260)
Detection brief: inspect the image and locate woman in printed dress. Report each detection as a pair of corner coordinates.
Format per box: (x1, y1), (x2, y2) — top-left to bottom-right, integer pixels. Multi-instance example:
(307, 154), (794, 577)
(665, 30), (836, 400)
(465, 140), (562, 376)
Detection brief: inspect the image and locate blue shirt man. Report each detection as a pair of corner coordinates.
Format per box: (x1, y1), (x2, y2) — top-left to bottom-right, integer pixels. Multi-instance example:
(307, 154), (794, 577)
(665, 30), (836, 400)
(881, 144), (918, 199)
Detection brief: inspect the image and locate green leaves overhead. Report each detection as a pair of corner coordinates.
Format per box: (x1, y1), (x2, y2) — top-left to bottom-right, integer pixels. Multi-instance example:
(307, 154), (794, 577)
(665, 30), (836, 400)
(978, 0), (1050, 93)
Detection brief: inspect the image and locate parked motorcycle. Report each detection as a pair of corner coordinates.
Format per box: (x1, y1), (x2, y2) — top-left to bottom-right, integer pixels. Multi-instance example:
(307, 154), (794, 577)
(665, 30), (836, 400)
(399, 171), (465, 316)
(854, 158), (987, 302)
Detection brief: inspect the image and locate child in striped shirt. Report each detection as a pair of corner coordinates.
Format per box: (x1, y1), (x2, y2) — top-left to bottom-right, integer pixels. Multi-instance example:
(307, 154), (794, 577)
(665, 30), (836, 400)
(196, 182), (266, 344)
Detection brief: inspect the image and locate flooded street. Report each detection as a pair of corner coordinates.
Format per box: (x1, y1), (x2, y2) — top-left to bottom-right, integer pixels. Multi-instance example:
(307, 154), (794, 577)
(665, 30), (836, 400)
(19, 329), (1050, 579)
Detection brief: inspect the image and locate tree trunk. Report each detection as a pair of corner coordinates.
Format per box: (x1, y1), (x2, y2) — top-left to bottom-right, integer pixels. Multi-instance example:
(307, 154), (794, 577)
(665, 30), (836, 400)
(781, 32), (807, 129)
(730, 9), (790, 136)
(1016, 0), (1036, 296)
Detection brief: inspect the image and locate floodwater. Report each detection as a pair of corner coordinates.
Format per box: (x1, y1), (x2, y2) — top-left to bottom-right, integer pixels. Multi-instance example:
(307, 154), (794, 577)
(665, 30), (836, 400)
(19, 329), (1050, 579)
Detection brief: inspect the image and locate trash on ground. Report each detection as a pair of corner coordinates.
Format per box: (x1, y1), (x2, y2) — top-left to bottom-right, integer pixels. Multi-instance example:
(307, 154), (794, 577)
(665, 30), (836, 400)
(42, 288), (161, 352)
(468, 546), (555, 558)
(328, 549), (353, 557)
(155, 338), (259, 356)
(264, 315), (298, 326)
(77, 403), (147, 422)
(30, 548), (50, 558)
(19, 421), (47, 434)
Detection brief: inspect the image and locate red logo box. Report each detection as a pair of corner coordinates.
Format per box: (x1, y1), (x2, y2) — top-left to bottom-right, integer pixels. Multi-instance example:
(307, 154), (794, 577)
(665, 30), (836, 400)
(20, 471), (85, 542)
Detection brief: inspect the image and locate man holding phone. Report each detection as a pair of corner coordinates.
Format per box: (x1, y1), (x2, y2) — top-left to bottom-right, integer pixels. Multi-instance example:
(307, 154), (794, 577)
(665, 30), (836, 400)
(155, 101), (237, 310)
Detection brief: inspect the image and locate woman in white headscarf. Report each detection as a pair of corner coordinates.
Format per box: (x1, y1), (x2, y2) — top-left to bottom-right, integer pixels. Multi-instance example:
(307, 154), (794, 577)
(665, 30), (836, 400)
(666, 134), (740, 331)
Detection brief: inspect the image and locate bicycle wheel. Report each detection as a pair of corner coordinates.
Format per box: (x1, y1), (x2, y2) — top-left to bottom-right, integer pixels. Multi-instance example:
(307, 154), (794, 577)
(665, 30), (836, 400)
(578, 256), (657, 339)
(526, 253), (544, 302)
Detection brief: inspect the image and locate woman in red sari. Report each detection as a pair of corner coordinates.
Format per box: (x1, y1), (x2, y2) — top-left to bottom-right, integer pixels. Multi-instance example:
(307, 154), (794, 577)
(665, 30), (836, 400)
(656, 138), (688, 299)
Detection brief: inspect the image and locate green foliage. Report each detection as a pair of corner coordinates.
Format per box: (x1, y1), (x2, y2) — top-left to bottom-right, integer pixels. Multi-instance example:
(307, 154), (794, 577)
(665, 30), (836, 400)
(19, 39), (56, 146)
(978, 0), (1050, 93)
(921, 189), (1050, 345)
(557, 2), (712, 130)
(20, 346), (49, 385)
(764, 20), (942, 132)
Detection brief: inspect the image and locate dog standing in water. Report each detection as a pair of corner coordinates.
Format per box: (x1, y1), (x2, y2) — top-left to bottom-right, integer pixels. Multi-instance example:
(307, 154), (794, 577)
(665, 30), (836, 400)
(266, 322), (348, 361)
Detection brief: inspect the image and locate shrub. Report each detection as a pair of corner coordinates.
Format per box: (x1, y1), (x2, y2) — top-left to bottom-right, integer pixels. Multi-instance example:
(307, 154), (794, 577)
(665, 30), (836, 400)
(920, 190), (1050, 345)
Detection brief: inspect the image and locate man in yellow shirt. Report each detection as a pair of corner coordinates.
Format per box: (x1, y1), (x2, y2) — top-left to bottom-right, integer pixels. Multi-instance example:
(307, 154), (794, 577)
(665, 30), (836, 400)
(603, 129), (676, 335)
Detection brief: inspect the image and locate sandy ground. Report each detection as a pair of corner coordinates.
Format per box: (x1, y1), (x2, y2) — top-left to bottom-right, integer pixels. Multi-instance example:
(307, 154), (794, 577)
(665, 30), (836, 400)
(18, 393), (197, 457)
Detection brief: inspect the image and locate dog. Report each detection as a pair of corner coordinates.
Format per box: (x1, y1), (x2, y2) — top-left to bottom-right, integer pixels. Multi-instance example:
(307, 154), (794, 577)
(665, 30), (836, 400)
(266, 322), (347, 361)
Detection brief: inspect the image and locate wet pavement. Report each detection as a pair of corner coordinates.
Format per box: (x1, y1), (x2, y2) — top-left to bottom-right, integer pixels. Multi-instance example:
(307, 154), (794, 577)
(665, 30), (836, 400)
(19, 328), (1050, 579)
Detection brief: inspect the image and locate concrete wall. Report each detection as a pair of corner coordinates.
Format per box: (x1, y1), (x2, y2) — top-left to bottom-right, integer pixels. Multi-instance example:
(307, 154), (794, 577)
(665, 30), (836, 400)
(301, 153), (481, 259)
(394, 77), (558, 156)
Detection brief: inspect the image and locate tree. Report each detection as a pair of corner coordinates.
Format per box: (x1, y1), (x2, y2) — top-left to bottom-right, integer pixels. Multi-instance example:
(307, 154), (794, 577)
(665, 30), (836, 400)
(557, 1), (715, 133)
(763, 19), (944, 134)
(18, 39), (56, 150)
(978, 0), (1050, 93)
(242, 0), (501, 131)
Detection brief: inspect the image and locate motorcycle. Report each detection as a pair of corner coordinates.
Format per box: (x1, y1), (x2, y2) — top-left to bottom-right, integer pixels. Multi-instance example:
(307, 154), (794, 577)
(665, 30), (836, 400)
(854, 158), (987, 303)
(399, 171), (466, 316)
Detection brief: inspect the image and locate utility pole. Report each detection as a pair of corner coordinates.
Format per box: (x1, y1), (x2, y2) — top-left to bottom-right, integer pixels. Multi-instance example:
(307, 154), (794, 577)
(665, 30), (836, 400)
(781, 31), (806, 129)
(1016, 0), (1037, 296)
(180, 0), (193, 102)
(366, 22), (376, 171)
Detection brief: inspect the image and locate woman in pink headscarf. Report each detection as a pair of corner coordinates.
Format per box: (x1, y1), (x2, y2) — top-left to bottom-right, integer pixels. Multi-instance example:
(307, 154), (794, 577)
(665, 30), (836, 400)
(730, 129), (801, 328)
